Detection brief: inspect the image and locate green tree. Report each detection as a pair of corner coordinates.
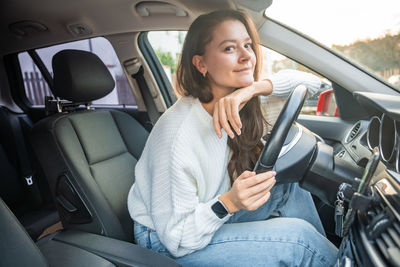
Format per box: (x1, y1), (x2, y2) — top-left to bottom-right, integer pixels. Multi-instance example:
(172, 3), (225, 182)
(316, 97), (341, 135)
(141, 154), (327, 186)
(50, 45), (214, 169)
(155, 50), (177, 73)
(332, 32), (400, 76)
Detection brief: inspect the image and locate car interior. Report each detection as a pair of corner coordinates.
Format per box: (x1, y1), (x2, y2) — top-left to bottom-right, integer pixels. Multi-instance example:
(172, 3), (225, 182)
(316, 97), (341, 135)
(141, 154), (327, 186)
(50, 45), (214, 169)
(1, 0), (400, 266)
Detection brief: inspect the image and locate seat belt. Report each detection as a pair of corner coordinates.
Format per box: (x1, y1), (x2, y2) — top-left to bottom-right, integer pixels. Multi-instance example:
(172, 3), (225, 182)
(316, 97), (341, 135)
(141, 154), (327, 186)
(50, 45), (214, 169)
(125, 58), (160, 125)
(8, 114), (42, 207)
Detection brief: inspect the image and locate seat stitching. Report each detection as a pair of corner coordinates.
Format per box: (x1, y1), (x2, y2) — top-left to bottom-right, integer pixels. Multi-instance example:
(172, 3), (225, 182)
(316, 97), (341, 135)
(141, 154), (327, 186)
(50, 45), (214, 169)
(89, 150), (131, 167)
(68, 117), (92, 174)
(109, 110), (134, 158)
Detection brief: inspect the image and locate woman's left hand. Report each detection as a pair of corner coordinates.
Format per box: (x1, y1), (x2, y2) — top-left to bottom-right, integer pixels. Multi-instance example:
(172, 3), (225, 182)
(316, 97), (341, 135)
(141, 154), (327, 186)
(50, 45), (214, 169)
(213, 80), (272, 139)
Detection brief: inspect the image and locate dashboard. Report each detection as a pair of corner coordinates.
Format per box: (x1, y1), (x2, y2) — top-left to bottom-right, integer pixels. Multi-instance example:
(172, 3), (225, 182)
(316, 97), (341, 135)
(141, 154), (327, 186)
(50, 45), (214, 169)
(335, 92), (400, 266)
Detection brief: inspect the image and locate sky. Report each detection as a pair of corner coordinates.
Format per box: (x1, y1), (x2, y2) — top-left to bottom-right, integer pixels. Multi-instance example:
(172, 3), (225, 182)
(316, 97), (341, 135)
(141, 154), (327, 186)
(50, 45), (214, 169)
(265, 0), (400, 46)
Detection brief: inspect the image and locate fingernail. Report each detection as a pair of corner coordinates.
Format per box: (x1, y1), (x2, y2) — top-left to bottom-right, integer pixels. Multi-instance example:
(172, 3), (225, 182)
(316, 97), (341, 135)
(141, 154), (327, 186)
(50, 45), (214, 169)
(238, 130), (241, 135)
(230, 134), (234, 139)
(218, 134), (222, 138)
(272, 171), (276, 176)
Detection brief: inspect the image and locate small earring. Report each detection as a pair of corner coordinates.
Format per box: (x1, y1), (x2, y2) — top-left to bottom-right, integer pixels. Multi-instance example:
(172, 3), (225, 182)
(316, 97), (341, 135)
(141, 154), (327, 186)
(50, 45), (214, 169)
(202, 72), (207, 78)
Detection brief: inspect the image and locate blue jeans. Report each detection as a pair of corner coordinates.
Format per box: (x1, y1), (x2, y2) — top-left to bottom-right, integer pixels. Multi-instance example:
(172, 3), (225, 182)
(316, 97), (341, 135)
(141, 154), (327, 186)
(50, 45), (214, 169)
(134, 183), (338, 266)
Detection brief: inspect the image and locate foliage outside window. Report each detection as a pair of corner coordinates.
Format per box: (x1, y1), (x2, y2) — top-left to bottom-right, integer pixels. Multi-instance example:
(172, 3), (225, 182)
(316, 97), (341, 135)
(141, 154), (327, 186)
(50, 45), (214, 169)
(332, 33), (400, 84)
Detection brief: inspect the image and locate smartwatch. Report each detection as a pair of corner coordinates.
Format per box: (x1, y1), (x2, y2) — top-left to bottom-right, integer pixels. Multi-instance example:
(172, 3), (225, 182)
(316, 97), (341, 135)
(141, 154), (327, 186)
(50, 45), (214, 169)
(211, 199), (229, 219)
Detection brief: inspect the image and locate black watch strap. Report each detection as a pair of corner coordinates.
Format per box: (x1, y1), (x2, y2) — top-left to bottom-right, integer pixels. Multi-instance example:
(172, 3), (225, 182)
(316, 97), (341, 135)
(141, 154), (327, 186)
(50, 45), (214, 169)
(211, 200), (229, 219)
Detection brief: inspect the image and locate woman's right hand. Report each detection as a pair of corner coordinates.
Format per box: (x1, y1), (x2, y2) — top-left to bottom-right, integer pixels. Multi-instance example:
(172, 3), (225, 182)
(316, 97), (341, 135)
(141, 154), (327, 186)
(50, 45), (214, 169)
(212, 80), (273, 139)
(219, 170), (276, 214)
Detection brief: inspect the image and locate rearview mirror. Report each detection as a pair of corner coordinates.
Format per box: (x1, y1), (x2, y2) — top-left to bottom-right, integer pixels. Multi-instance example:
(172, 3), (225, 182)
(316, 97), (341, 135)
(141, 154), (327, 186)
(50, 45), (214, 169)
(316, 89), (339, 116)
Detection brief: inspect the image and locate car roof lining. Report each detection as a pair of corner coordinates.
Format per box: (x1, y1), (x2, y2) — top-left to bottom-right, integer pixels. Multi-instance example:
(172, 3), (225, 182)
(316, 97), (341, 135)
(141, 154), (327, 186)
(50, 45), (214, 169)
(1, 0), (271, 56)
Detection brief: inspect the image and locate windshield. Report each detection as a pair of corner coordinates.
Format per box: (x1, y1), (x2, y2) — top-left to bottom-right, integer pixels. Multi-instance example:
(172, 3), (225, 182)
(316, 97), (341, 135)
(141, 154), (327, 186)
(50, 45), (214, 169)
(265, 0), (400, 91)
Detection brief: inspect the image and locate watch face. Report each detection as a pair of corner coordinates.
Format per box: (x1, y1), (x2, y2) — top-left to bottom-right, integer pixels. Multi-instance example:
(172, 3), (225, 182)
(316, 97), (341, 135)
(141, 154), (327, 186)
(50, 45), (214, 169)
(212, 201), (228, 219)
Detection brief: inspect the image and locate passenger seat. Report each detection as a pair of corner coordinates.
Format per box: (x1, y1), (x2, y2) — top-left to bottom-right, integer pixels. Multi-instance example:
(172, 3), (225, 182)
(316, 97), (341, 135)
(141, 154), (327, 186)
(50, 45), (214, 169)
(31, 50), (149, 242)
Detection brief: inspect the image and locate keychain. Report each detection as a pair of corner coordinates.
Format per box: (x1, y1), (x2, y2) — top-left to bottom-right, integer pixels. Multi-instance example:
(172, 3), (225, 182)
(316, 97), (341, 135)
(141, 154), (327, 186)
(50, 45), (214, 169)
(334, 184), (346, 237)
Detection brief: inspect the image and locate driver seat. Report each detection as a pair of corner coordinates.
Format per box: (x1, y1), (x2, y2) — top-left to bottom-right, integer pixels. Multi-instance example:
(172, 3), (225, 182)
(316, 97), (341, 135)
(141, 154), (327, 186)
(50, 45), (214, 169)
(31, 50), (149, 242)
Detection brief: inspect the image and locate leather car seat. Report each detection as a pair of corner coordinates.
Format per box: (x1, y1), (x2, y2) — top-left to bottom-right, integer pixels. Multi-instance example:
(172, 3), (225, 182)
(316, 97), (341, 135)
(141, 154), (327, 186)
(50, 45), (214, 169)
(0, 197), (48, 267)
(31, 50), (149, 242)
(0, 197), (117, 267)
(0, 197), (179, 267)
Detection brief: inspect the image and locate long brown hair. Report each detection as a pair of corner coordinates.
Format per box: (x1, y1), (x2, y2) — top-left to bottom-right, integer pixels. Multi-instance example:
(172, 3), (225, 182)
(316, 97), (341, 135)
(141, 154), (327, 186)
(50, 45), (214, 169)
(176, 10), (267, 184)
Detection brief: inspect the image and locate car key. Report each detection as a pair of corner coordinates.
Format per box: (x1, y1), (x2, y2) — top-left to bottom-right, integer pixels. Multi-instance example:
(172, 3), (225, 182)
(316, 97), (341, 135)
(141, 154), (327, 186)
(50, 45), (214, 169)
(335, 184), (346, 237)
(335, 200), (344, 237)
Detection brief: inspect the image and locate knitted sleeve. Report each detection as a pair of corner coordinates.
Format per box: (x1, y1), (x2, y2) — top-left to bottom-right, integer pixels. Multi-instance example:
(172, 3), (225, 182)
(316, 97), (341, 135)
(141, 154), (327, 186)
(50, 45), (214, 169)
(146, 128), (231, 257)
(268, 69), (321, 98)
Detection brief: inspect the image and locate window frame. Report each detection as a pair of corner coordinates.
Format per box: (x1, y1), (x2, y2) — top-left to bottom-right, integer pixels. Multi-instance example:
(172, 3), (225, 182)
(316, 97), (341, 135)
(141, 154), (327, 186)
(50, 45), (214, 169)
(138, 32), (177, 108)
(5, 53), (33, 112)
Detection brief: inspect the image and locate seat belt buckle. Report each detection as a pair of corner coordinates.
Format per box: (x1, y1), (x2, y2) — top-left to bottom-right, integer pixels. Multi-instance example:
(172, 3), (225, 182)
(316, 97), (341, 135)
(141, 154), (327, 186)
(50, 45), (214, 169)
(25, 176), (33, 186)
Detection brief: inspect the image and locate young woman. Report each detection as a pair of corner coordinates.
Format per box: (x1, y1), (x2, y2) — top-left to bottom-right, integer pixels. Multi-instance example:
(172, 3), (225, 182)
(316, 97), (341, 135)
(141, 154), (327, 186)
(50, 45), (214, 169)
(128, 9), (338, 266)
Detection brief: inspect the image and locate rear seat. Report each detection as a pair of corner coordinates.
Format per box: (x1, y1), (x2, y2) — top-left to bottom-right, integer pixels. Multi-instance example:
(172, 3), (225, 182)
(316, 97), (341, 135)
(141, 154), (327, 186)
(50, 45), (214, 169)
(0, 106), (59, 240)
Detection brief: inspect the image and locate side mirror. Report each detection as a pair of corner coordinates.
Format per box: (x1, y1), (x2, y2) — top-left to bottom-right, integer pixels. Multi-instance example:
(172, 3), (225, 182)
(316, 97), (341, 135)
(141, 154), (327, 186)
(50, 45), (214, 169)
(316, 89), (339, 116)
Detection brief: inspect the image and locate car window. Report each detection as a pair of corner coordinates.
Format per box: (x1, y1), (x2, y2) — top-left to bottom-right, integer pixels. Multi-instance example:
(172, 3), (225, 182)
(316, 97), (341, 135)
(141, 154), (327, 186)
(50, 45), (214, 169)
(259, 46), (335, 122)
(147, 31), (185, 96)
(147, 31), (336, 120)
(18, 53), (52, 106)
(266, 0), (400, 92)
(18, 37), (136, 107)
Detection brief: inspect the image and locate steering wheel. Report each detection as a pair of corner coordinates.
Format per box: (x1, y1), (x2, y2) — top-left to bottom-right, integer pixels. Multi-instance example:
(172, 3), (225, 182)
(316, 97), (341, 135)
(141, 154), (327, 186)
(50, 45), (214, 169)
(254, 84), (308, 173)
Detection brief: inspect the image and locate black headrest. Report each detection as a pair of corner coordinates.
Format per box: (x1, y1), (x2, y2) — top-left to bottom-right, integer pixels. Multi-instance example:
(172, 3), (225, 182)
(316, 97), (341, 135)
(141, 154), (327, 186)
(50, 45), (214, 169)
(52, 49), (115, 102)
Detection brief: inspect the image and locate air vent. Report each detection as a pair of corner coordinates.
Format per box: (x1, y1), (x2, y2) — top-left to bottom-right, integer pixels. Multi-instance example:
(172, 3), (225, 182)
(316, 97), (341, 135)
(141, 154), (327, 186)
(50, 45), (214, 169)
(375, 223), (400, 266)
(370, 210), (400, 266)
(346, 122), (361, 143)
(337, 150), (346, 158)
(363, 193), (400, 266)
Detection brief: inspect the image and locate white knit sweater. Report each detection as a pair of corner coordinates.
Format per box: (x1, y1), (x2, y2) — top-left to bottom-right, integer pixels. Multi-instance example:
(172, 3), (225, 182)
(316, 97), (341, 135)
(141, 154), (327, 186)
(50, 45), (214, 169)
(127, 69), (321, 257)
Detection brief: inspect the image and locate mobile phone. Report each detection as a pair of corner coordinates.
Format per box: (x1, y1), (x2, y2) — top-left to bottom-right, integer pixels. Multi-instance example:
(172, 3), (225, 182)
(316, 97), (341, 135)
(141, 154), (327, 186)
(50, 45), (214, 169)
(358, 146), (380, 194)
(341, 147), (381, 236)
